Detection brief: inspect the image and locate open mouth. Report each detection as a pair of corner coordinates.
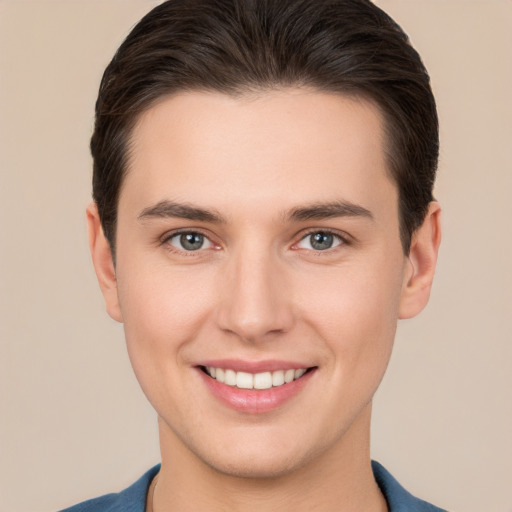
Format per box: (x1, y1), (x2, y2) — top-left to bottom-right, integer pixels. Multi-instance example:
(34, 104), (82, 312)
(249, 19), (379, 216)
(199, 365), (316, 390)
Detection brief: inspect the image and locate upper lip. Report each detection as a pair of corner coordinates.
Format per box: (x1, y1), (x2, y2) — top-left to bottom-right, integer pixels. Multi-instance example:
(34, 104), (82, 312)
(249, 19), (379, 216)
(196, 359), (314, 373)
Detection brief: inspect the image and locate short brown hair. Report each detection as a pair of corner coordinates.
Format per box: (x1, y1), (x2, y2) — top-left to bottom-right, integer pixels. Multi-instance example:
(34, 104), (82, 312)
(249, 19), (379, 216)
(91, 0), (438, 255)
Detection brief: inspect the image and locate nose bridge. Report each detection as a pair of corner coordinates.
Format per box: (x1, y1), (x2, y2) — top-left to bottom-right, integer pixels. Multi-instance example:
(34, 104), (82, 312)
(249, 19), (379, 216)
(216, 238), (293, 341)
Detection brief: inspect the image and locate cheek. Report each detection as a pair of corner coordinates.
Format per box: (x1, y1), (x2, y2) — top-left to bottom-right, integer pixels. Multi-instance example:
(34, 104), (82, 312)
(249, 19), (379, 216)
(116, 261), (216, 394)
(119, 258), (216, 332)
(299, 254), (405, 371)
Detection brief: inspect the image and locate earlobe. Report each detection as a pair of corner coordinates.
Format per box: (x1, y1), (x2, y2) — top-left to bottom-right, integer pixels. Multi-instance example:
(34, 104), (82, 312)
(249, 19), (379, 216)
(399, 202), (442, 319)
(86, 203), (123, 323)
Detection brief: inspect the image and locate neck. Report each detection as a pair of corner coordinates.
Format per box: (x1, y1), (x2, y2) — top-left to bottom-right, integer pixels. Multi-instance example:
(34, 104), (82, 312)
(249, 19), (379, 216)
(151, 405), (387, 512)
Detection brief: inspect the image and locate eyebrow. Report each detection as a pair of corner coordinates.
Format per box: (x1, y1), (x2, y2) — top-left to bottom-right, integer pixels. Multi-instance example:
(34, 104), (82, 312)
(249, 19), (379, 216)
(287, 201), (374, 222)
(137, 199), (374, 224)
(138, 201), (225, 223)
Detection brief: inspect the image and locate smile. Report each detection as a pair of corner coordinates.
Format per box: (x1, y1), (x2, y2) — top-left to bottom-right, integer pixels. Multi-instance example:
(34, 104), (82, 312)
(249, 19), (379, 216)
(197, 361), (316, 413)
(203, 366), (308, 390)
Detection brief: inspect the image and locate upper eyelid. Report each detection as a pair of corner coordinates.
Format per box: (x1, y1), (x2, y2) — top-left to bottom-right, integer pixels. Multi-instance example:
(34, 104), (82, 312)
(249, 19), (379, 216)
(161, 227), (214, 243)
(294, 228), (351, 245)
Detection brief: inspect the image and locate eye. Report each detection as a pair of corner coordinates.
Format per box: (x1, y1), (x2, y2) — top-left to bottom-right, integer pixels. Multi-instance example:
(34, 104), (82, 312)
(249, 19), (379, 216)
(167, 232), (213, 252)
(296, 231), (344, 251)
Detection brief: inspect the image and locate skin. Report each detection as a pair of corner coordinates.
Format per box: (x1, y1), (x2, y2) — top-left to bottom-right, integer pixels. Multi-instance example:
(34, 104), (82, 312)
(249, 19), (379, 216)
(88, 89), (441, 512)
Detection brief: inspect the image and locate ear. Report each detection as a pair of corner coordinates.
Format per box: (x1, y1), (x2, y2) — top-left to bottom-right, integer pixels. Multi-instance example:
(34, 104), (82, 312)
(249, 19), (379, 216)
(86, 203), (123, 323)
(399, 202), (442, 319)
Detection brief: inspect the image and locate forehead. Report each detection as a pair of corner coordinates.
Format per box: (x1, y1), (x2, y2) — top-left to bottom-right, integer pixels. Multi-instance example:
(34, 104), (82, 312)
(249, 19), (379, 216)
(123, 89), (397, 221)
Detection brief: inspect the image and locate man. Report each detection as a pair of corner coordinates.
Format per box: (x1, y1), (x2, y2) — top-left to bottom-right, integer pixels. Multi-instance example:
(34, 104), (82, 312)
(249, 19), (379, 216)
(62, 0), (445, 510)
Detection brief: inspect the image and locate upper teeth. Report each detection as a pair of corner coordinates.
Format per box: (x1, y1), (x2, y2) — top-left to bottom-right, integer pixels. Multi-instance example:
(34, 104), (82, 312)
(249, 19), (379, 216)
(205, 367), (307, 390)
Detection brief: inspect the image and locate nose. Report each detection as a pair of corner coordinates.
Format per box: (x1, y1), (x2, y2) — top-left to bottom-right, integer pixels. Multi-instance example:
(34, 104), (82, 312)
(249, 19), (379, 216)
(215, 246), (295, 343)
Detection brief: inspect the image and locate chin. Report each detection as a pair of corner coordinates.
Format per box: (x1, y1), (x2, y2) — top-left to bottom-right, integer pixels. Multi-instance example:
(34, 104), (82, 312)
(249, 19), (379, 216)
(203, 450), (306, 480)
(192, 427), (332, 481)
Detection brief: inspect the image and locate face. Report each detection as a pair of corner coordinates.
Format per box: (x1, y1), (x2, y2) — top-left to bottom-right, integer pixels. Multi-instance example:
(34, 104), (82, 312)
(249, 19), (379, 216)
(91, 89), (429, 478)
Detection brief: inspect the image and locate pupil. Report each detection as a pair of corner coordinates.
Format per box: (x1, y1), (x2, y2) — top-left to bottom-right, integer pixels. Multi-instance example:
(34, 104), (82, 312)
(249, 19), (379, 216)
(181, 233), (203, 250)
(311, 232), (333, 250)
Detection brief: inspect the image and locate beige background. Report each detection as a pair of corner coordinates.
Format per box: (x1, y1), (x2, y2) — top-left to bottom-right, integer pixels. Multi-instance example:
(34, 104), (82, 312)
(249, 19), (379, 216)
(1, 1), (511, 511)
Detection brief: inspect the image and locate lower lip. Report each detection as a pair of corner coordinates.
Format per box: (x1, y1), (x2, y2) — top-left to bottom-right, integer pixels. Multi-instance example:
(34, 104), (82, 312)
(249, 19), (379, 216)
(197, 368), (315, 414)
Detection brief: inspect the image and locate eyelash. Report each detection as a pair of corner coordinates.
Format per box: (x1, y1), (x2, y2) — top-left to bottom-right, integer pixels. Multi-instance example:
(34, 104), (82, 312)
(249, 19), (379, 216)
(160, 228), (351, 255)
(293, 229), (350, 252)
